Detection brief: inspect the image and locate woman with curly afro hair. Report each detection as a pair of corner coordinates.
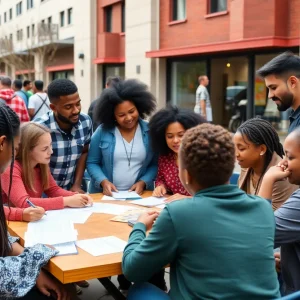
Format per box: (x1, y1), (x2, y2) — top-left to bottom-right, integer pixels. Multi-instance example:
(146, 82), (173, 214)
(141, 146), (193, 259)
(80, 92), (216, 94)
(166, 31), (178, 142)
(123, 124), (280, 300)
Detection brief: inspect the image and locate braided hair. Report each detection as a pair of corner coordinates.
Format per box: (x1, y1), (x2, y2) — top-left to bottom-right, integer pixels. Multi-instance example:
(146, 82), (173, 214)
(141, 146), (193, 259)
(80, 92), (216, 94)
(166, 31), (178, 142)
(237, 118), (284, 193)
(0, 103), (20, 257)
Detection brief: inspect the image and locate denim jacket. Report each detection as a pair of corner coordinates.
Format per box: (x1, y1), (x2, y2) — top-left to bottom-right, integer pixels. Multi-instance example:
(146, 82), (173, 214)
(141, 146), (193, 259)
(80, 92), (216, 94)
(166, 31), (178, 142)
(87, 119), (158, 193)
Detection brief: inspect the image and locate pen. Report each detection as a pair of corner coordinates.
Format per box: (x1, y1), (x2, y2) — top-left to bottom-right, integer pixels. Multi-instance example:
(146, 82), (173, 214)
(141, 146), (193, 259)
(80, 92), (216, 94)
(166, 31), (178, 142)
(26, 199), (47, 215)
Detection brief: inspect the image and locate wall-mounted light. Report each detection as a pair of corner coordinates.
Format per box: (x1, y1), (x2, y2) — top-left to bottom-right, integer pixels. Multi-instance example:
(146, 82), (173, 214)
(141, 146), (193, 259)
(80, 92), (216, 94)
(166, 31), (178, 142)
(226, 63), (231, 68)
(78, 53), (84, 59)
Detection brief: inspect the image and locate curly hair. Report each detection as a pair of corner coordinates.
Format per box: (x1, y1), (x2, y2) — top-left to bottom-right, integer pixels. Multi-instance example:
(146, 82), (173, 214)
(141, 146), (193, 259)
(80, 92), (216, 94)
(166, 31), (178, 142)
(47, 79), (78, 103)
(149, 106), (206, 155)
(94, 79), (156, 128)
(180, 123), (235, 187)
(237, 118), (284, 193)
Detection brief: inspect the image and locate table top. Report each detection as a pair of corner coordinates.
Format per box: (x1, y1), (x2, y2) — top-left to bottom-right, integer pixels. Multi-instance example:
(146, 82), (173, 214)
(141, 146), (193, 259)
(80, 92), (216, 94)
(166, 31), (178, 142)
(8, 191), (155, 283)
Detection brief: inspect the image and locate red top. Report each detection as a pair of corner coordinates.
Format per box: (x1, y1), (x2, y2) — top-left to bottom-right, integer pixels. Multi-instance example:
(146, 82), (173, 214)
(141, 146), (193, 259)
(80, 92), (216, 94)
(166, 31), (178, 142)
(0, 89), (30, 122)
(155, 153), (190, 196)
(1, 161), (75, 212)
(4, 206), (24, 221)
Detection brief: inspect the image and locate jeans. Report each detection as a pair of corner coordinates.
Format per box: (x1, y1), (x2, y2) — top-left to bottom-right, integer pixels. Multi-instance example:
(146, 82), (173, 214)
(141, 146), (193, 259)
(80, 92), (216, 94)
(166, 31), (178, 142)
(127, 283), (170, 300)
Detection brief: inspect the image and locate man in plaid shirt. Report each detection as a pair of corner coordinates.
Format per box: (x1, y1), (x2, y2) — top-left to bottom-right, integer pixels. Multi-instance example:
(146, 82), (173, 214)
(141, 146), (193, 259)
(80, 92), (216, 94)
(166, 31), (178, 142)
(34, 79), (93, 193)
(0, 77), (29, 122)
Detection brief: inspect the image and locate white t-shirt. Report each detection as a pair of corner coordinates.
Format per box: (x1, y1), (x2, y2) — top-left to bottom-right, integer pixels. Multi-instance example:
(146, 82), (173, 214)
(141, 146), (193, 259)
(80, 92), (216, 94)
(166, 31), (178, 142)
(28, 93), (51, 120)
(194, 85), (213, 122)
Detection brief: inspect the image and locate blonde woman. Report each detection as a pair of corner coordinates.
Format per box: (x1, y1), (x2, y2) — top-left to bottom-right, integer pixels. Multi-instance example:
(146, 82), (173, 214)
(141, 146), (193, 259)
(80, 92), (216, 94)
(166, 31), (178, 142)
(1, 123), (93, 211)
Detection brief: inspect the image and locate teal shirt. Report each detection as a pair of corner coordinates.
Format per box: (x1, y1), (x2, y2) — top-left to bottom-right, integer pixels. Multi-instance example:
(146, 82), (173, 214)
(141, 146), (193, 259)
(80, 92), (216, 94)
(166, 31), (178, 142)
(122, 185), (280, 300)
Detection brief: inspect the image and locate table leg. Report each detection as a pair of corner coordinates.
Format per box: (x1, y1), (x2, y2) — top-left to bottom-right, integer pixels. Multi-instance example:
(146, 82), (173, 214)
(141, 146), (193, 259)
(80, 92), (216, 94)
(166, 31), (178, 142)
(98, 277), (126, 300)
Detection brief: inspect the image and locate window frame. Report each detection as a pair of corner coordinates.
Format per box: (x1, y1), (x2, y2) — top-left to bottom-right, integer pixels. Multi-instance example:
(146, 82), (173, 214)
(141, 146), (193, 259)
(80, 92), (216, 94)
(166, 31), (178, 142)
(104, 5), (113, 33)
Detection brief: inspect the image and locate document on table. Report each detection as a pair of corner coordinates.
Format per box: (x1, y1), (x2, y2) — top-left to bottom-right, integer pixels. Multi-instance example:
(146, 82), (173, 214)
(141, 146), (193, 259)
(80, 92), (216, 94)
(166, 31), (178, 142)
(129, 197), (166, 207)
(156, 204), (166, 209)
(112, 191), (142, 199)
(25, 219), (78, 247)
(90, 203), (136, 215)
(45, 208), (93, 224)
(76, 236), (127, 256)
(54, 242), (78, 256)
(102, 195), (126, 201)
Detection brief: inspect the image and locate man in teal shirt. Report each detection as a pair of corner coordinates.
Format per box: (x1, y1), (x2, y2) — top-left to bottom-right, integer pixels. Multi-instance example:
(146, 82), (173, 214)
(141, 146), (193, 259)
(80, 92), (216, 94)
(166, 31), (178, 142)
(122, 124), (280, 300)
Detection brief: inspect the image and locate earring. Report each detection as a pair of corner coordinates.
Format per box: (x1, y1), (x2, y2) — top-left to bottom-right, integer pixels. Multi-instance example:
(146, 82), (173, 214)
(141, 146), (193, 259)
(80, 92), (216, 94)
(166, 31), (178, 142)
(185, 182), (189, 185)
(260, 152), (264, 156)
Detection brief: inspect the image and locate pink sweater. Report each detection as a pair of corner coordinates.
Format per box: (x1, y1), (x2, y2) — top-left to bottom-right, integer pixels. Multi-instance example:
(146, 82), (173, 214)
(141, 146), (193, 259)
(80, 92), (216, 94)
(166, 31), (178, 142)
(4, 206), (24, 221)
(1, 161), (75, 211)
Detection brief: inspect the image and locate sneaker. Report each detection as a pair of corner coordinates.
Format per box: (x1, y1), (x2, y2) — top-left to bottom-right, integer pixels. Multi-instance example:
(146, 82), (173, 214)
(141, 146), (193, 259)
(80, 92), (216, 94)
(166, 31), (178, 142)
(75, 284), (82, 295)
(118, 287), (129, 297)
(76, 280), (90, 288)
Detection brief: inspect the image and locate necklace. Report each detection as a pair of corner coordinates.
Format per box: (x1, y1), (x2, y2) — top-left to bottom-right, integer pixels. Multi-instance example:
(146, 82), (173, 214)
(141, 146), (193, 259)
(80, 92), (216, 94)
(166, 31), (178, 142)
(119, 127), (137, 167)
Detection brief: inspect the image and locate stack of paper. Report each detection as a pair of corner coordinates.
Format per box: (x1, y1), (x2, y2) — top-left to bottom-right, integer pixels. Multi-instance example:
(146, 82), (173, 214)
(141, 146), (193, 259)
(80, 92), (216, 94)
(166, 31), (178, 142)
(76, 236), (127, 256)
(129, 197), (166, 207)
(45, 208), (93, 224)
(112, 191), (142, 200)
(102, 195), (125, 201)
(110, 208), (148, 223)
(90, 203), (136, 215)
(53, 242), (78, 256)
(25, 219), (78, 247)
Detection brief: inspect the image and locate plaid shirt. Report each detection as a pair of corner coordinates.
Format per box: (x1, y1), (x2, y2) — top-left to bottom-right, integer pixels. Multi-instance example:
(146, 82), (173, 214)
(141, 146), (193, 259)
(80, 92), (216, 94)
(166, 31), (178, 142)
(0, 89), (30, 122)
(34, 112), (93, 189)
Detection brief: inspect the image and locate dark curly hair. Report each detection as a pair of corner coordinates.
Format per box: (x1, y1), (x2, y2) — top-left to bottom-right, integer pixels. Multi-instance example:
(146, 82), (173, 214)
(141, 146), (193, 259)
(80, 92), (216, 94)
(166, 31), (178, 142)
(181, 123), (235, 188)
(149, 106), (206, 155)
(47, 79), (78, 103)
(236, 118), (284, 194)
(94, 79), (156, 128)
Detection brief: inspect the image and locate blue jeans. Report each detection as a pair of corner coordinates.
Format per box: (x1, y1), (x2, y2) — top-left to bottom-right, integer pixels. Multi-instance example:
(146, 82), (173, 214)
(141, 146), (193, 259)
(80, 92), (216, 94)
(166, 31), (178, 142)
(127, 283), (170, 300)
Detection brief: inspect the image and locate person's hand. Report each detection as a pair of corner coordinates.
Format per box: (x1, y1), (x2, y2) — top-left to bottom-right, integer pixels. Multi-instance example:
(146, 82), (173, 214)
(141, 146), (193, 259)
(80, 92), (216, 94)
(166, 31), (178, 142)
(165, 194), (191, 203)
(153, 185), (167, 197)
(22, 207), (45, 222)
(101, 180), (118, 196)
(264, 165), (290, 183)
(129, 181), (146, 195)
(70, 184), (85, 194)
(137, 211), (160, 231)
(63, 194), (93, 207)
(274, 252), (281, 273)
(36, 270), (71, 300)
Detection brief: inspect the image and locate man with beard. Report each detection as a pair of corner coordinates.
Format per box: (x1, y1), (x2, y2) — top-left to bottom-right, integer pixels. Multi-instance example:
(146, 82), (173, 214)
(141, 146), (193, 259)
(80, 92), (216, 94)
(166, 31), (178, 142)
(34, 79), (93, 194)
(257, 51), (300, 134)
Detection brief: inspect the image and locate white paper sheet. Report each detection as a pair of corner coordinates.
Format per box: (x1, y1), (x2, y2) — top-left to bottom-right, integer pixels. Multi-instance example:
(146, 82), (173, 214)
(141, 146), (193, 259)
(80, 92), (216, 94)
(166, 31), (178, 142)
(90, 203), (136, 215)
(112, 191), (141, 199)
(156, 204), (166, 209)
(129, 197), (166, 207)
(45, 208), (93, 224)
(25, 219), (78, 247)
(54, 242), (78, 256)
(102, 195), (125, 201)
(76, 236), (127, 256)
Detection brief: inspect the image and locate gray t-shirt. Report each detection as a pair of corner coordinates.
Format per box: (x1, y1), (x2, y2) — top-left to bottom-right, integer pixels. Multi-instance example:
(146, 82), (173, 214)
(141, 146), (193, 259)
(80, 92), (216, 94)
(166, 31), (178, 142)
(274, 189), (300, 295)
(194, 85), (212, 122)
(113, 125), (146, 190)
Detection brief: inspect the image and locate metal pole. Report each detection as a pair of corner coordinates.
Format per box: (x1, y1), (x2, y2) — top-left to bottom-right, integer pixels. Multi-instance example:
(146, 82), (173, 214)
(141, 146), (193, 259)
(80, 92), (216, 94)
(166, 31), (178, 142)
(247, 54), (255, 119)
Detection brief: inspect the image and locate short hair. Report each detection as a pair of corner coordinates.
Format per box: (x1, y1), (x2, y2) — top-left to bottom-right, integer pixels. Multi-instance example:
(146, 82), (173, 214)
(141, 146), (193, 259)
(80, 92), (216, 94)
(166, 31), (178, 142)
(180, 123), (235, 187)
(23, 80), (31, 87)
(149, 106), (206, 155)
(47, 79), (78, 103)
(94, 79), (156, 128)
(257, 51), (300, 79)
(0, 76), (12, 87)
(34, 80), (44, 91)
(237, 118), (284, 188)
(198, 75), (207, 83)
(106, 76), (121, 87)
(13, 79), (22, 90)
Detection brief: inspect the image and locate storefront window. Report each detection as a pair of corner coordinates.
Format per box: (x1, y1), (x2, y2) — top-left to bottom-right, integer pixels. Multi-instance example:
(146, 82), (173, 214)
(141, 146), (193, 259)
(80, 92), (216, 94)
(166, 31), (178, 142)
(52, 70), (74, 81)
(170, 61), (206, 110)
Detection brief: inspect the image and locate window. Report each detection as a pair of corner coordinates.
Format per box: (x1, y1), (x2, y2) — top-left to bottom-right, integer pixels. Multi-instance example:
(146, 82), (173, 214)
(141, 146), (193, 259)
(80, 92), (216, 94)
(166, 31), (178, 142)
(9, 8), (12, 20)
(60, 11), (65, 27)
(172, 0), (186, 21)
(105, 6), (112, 32)
(27, 25), (30, 38)
(48, 16), (52, 24)
(67, 8), (72, 25)
(41, 19), (45, 24)
(9, 33), (12, 40)
(4, 12), (6, 23)
(121, 2), (125, 32)
(17, 29), (23, 41)
(27, 0), (33, 9)
(209, 0), (227, 13)
(32, 23), (35, 36)
(16, 2), (22, 16)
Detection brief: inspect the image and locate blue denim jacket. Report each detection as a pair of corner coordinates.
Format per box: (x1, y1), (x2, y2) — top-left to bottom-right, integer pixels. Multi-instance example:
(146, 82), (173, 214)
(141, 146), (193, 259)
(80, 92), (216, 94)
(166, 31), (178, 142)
(87, 119), (157, 193)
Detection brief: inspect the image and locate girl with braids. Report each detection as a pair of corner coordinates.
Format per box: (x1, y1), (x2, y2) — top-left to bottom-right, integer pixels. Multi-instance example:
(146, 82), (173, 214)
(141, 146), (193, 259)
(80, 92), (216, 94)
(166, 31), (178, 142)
(0, 103), (72, 299)
(122, 123), (280, 300)
(234, 118), (297, 210)
(1, 123), (93, 212)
